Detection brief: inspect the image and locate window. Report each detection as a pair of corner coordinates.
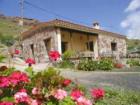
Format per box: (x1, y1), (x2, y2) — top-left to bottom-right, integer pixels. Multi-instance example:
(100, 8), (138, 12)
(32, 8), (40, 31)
(111, 42), (117, 51)
(86, 41), (94, 51)
(44, 38), (51, 52)
(30, 44), (34, 55)
(61, 41), (68, 53)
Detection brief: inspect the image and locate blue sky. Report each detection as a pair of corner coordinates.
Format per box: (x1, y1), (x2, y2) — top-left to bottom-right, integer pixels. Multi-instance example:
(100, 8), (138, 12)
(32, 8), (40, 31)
(1, 0), (139, 38)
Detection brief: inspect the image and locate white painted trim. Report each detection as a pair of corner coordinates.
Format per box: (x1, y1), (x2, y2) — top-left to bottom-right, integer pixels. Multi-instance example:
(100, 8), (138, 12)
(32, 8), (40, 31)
(56, 28), (62, 54)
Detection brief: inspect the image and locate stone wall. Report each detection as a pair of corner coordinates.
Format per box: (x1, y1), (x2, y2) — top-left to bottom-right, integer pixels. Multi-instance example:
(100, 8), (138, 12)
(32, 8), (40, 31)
(98, 34), (127, 57)
(22, 28), (58, 63)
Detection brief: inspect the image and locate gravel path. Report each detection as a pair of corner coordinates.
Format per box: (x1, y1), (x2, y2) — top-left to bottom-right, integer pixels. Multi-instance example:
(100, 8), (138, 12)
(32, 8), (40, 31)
(61, 70), (140, 91)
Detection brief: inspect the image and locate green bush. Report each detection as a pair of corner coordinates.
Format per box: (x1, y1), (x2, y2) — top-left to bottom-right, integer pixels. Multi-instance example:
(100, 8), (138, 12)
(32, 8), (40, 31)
(56, 50), (75, 68)
(98, 58), (113, 70)
(62, 50), (75, 60)
(57, 60), (74, 69)
(127, 59), (140, 67)
(78, 59), (98, 71)
(78, 58), (113, 71)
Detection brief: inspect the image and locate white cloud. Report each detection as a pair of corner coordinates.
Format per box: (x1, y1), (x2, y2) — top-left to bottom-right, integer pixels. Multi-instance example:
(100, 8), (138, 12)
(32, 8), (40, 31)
(125, 0), (140, 12)
(121, 0), (140, 39)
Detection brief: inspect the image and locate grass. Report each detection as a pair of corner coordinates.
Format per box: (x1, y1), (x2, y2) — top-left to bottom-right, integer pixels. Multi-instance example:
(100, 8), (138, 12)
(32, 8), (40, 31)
(96, 88), (140, 105)
(0, 18), (29, 37)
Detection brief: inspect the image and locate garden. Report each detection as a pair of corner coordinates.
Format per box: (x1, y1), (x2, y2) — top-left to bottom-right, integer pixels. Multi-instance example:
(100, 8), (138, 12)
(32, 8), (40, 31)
(0, 50), (140, 105)
(56, 51), (140, 72)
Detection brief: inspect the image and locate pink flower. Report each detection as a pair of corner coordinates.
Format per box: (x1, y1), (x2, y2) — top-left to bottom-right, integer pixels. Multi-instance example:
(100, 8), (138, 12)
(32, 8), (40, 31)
(30, 99), (40, 105)
(25, 58), (35, 64)
(14, 91), (30, 103)
(63, 79), (71, 87)
(32, 87), (40, 95)
(0, 102), (13, 105)
(15, 49), (20, 55)
(70, 89), (83, 100)
(48, 51), (60, 61)
(9, 71), (29, 85)
(54, 89), (67, 100)
(0, 76), (10, 88)
(91, 88), (105, 100)
(76, 96), (92, 105)
(19, 88), (27, 92)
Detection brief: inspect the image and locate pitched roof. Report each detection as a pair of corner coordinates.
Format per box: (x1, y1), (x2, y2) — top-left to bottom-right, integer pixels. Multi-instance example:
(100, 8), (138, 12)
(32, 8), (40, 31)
(22, 19), (126, 39)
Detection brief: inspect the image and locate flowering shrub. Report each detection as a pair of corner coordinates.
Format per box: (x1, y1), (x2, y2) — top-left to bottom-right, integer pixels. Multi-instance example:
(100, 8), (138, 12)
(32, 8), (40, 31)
(14, 89), (29, 103)
(70, 89), (84, 100)
(76, 96), (92, 105)
(0, 102), (13, 105)
(91, 88), (105, 101)
(48, 50), (60, 61)
(14, 49), (20, 55)
(0, 66), (106, 105)
(63, 79), (72, 87)
(25, 58), (35, 67)
(53, 89), (67, 100)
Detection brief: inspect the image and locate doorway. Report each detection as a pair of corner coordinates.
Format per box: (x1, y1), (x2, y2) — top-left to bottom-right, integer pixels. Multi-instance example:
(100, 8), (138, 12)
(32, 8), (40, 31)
(44, 38), (51, 52)
(61, 41), (68, 53)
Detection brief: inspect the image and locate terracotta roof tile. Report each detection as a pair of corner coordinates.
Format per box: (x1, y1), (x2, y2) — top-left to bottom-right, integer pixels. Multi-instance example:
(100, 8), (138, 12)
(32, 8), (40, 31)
(22, 19), (126, 39)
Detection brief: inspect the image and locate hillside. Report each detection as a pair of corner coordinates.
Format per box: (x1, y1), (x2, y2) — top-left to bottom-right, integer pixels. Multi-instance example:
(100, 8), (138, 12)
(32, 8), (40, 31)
(0, 14), (39, 46)
(127, 39), (140, 50)
(0, 14), (140, 50)
(0, 14), (39, 37)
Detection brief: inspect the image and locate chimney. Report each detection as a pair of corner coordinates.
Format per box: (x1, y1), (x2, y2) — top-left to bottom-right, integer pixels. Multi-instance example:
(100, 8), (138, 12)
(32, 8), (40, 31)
(93, 22), (100, 29)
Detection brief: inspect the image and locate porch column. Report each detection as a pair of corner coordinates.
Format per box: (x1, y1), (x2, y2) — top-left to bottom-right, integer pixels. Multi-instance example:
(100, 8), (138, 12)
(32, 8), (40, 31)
(94, 38), (99, 59)
(56, 28), (62, 54)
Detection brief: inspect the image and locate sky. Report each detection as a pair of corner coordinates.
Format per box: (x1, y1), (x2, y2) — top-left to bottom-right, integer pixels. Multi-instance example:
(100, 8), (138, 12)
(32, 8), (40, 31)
(0, 0), (140, 39)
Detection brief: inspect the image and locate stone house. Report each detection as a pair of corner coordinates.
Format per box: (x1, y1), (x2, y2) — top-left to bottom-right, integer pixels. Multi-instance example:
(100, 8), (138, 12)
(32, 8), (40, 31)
(21, 19), (127, 63)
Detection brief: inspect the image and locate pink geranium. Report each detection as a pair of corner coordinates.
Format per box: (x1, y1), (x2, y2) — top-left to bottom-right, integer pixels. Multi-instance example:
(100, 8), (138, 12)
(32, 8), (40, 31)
(32, 87), (40, 95)
(70, 89), (84, 101)
(0, 76), (10, 88)
(76, 96), (92, 105)
(54, 89), (67, 100)
(30, 99), (40, 105)
(14, 90), (30, 103)
(0, 102), (14, 105)
(91, 88), (105, 100)
(25, 58), (35, 64)
(63, 79), (71, 87)
(14, 49), (20, 55)
(9, 71), (29, 85)
(48, 51), (60, 61)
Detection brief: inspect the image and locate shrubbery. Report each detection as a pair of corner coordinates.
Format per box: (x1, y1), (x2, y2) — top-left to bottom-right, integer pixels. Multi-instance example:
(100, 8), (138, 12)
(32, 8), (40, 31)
(98, 58), (113, 71)
(56, 50), (75, 68)
(78, 58), (114, 71)
(0, 66), (106, 105)
(78, 59), (98, 71)
(56, 60), (74, 68)
(127, 59), (140, 67)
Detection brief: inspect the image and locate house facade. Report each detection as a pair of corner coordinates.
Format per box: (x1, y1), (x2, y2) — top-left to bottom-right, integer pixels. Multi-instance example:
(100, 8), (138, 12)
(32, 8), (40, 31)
(21, 19), (127, 63)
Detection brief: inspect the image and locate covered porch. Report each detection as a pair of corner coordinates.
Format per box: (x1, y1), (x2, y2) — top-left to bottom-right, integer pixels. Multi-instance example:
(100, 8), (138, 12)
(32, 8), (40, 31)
(57, 28), (99, 59)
